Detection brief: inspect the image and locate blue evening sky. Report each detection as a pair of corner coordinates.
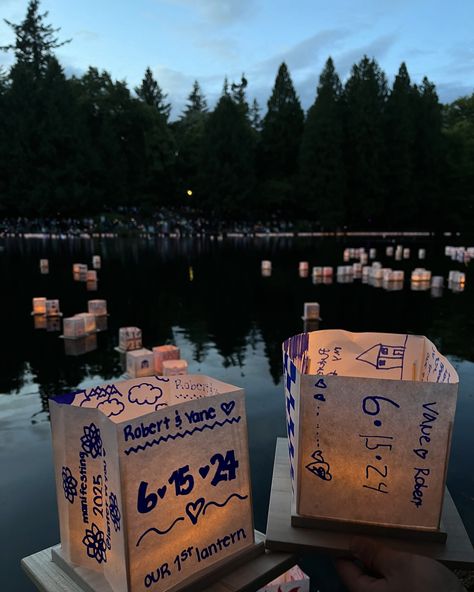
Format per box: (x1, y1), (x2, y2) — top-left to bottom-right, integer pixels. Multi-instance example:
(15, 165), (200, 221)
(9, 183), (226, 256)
(1, 0), (473, 117)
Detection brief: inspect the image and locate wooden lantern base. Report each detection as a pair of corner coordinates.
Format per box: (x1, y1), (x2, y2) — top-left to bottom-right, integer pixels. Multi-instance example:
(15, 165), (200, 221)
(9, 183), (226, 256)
(22, 531), (298, 592)
(265, 438), (474, 569)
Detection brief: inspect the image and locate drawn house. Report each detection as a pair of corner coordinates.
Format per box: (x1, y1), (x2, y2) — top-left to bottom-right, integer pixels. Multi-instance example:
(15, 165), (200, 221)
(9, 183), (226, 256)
(356, 343), (405, 370)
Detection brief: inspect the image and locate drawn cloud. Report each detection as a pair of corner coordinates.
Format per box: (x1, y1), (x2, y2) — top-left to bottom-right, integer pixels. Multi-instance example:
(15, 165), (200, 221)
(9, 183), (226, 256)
(97, 398), (125, 418)
(128, 383), (164, 406)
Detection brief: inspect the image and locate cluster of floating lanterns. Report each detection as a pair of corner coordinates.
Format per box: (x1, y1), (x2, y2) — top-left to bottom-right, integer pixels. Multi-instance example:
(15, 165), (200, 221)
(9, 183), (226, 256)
(261, 243), (469, 295)
(116, 327), (188, 378)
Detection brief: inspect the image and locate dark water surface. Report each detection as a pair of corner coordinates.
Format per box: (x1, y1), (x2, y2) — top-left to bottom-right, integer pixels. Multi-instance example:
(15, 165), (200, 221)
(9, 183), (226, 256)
(0, 237), (473, 591)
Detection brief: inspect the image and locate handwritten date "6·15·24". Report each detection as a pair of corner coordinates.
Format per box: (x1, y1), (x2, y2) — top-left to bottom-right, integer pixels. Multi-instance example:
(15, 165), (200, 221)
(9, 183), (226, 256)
(137, 450), (239, 514)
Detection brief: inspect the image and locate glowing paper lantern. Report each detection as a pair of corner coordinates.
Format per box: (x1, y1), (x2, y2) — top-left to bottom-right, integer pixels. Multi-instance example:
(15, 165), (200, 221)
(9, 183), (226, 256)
(303, 303), (320, 321)
(32, 297), (47, 315)
(153, 345), (180, 374)
(87, 270), (97, 282)
(403, 248), (410, 259)
(46, 299), (61, 317)
(322, 267), (333, 277)
(49, 375), (254, 592)
(386, 246), (394, 257)
(40, 259), (49, 274)
(261, 260), (272, 271)
(74, 313), (97, 334)
(258, 565), (310, 592)
(88, 299), (107, 317)
(298, 262), (309, 272)
(282, 329), (458, 535)
(34, 315), (47, 330)
(162, 359), (188, 377)
(418, 248), (426, 259)
(126, 348), (154, 378)
(63, 316), (87, 339)
(119, 327), (142, 352)
(92, 255), (101, 269)
(431, 276), (444, 288)
(369, 248), (376, 259)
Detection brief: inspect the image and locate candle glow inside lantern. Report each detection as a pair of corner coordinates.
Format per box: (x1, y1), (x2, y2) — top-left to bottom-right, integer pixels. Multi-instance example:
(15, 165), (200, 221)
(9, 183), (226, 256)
(46, 299), (61, 317)
(32, 297), (47, 315)
(74, 313), (97, 334)
(119, 327), (142, 351)
(282, 329), (458, 536)
(86, 270), (97, 282)
(88, 299), (107, 317)
(126, 348), (155, 378)
(303, 303), (320, 321)
(153, 344), (180, 374)
(49, 375), (254, 592)
(162, 359), (188, 376)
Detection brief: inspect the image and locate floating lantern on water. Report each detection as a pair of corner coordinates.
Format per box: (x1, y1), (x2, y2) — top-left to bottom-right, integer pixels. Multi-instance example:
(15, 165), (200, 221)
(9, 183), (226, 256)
(360, 252), (368, 265)
(391, 270), (405, 282)
(86, 270), (97, 282)
(49, 375), (254, 592)
(418, 248), (426, 260)
(410, 280), (430, 291)
(46, 299), (61, 317)
(153, 344), (181, 374)
(92, 255), (101, 269)
(126, 348), (155, 378)
(322, 266), (333, 277)
(32, 297), (47, 315)
(431, 276), (444, 288)
(403, 248), (410, 259)
(261, 269), (272, 278)
(88, 299), (107, 317)
(362, 266), (371, 282)
(369, 248), (376, 259)
(343, 249), (350, 262)
(299, 261), (309, 272)
(74, 313), (97, 334)
(386, 246), (394, 257)
(411, 268), (432, 283)
(448, 271), (466, 284)
(371, 268), (383, 280)
(64, 333), (98, 356)
(86, 280), (98, 291)
(119, 327), (142, 352)
(431, 286), (443, 299)
(353, 262), (362, 277)
(261, 260), (272, 271)
(258, 565), (310, 592)
(445, 246), (454, 256)
(73, 263), (88, 281)
(63, 316), (88, 339)
(302, 303), (320, 321)
(162, 358), (188, 376)
(40, 259), (49, 274)
(312, 266), (323, 277)
(282, 329), (458, 538)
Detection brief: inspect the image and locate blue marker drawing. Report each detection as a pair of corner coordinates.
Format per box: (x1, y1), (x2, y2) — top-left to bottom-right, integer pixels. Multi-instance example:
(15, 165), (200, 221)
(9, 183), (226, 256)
(356, 342), (407, 376)
(81, 423), (103, 458)
(186, 498), (205, 525)
(109, 493), (121, 532)
(128, 383), (163, 406)
(62, 466), (78, 504)
(203, 493), (248, 515)
(136, 517), (185, 546)
(82, 523), (107, 563)
(124, 418), (241, 455)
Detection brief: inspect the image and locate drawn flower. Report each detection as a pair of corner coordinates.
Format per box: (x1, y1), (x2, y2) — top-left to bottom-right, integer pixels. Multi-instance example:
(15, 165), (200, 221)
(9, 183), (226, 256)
(61, 466), (77, 504)
(109, 493), (121, 532)
(82, 523), (107, 564)
(80, 423), (102, 458)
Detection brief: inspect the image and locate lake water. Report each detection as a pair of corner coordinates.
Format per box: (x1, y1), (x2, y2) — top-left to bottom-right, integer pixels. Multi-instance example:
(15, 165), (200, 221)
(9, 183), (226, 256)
(1, 236), (473, 591)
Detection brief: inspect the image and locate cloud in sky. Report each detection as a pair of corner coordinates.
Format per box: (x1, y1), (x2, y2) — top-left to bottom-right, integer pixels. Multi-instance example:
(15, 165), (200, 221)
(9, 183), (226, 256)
(164, 0), (255, 25)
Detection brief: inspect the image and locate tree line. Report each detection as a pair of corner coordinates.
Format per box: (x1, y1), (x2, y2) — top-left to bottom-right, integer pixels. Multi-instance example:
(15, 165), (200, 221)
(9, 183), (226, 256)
(0, 0), (473, 230)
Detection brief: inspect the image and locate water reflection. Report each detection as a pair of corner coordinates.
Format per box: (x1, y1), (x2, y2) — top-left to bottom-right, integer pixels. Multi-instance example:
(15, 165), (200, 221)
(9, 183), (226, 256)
(1, 236), (473, 398)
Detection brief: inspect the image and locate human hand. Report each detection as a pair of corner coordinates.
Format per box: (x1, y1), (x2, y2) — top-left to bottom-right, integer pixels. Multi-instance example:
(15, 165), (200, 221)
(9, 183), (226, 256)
(336, 537), (466, 592)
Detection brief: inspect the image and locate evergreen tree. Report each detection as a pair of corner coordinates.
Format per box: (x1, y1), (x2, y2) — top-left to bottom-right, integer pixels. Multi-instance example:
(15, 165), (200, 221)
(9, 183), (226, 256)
(1, 0), (69, 79)
(231, 74), (249, 117)
(384, 63), (417, 227)
(199, 89), (255, 218)
(182, 80), (207, 116)
(299, 57), (345, 226)
(412, 77), (445, 230)
(249, 98), (262, 131)
(343, 56), (388, 227)
(260, 62), (304, 212)
(135, 67), (171, 122)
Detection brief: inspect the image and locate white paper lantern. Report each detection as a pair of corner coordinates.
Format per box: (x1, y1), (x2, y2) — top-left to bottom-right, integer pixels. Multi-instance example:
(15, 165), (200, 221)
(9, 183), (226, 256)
(126, 348), (155, 378)
(162, 359), (189, 376)
(49, 375), (254, 592)
(258, 565), (310, 592)
(261, 260), (272, 271)
(369, 248), (377, 259)
(63, 316), (87, 339)
(32, 297), (47, 315)
(418, 248), (426, 259)
(86, 280), (98, 292)
(92, 255), (101, 269)
(46, 299), (61, 317)
(312, 266), (323, 277)
(303, 303), (320, 321)
(153, 345), (180, 374)
(386, 246), (394, 257)
(87, 270), (97, 282)
(88, 299), (107, 317)
(73, 313), (97, 334)
(343, 249), (350, 262)
(119, 327), (142, 351)
(73, 263), (88, 275)
(261, 269), (272, 278)
(40, 259), (49, 274)
(283, 330), (459, 535)
(360, 253), (368, 265)
(403, 248), (411, 259)
(298, 261), (309, 271)
(431, 276), (444, 288)
(322, 266), (333, 277)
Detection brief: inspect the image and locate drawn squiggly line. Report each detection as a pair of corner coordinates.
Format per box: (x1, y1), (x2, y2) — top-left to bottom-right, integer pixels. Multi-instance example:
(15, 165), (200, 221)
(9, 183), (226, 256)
(136, 517), (184, 547)
(203, 493), (248, 515)
(124, 417), (242, 455)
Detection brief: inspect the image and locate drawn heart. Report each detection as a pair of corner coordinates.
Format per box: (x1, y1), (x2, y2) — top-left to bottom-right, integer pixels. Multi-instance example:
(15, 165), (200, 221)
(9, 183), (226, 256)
(199, 465), (210, 479)
(157, 485), (167, 499)
(315, 378), (328, 389)
(220, 401), (235, 416)
(186, 498), (205, 525)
